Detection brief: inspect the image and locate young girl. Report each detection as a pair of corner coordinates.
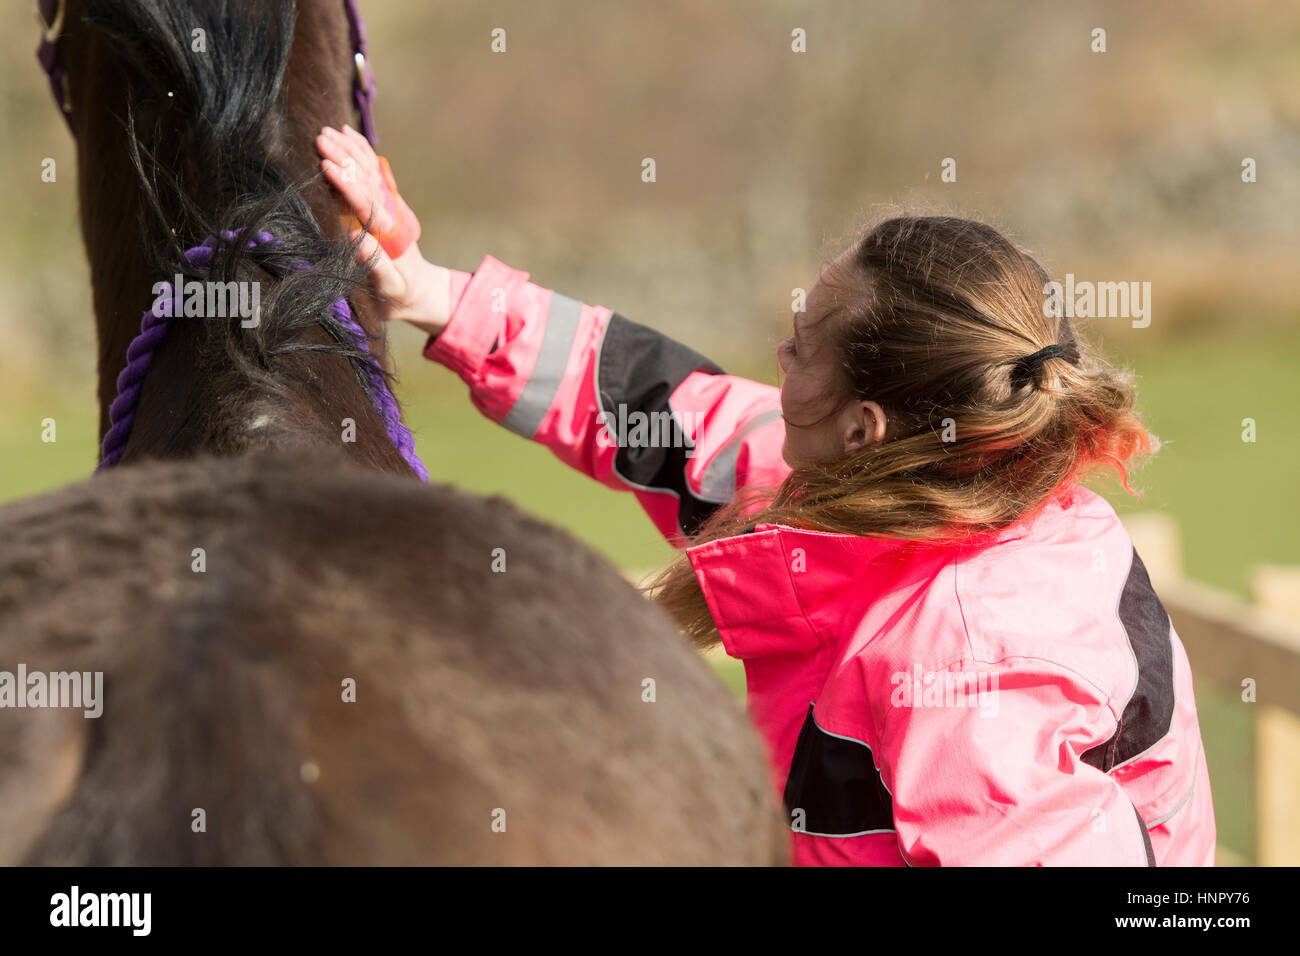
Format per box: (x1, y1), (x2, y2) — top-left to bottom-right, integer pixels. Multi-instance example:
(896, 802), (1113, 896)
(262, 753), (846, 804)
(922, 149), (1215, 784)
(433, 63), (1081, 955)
(317, 124), (1216, 867)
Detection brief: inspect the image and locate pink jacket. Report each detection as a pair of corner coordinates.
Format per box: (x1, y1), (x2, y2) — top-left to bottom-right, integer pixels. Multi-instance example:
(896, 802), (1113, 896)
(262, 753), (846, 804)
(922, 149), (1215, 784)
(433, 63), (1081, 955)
(424, 254), (1217, 867)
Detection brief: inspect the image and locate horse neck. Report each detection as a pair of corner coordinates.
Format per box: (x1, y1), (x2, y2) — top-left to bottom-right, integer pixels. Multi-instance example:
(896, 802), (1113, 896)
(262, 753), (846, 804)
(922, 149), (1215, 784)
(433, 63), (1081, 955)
(120, 311), (413, 473)
(67, 0), (411, 476)
(80, 209), (411, 474)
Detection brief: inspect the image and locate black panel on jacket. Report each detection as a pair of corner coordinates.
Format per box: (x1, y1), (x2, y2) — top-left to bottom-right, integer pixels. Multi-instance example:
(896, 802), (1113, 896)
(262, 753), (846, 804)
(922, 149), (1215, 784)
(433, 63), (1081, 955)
(1082, 548), (1176, 772)
(597, 312), (725, 537)
(783, 704), (896, 836)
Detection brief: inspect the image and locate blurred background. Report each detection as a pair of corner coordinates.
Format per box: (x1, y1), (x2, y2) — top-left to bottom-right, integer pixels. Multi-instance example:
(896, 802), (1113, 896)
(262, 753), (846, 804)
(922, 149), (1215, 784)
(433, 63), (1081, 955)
(2, 0), (1297, 864)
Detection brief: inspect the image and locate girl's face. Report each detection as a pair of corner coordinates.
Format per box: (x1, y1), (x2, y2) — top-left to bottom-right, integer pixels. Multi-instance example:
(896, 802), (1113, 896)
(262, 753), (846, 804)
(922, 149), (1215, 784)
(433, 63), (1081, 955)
(777, 260), (887, 468)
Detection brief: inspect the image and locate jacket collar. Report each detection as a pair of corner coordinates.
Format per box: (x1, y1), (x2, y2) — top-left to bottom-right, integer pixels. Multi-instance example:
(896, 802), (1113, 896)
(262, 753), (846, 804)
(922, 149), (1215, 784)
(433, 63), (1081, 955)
(683, 500), (1068, 660)
(685, 523), (915, 659)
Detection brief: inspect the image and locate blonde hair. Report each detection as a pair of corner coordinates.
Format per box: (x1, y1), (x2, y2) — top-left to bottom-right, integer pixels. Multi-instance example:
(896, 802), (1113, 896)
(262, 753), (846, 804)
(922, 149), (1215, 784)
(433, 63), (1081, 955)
(647, 216), (1153, 648)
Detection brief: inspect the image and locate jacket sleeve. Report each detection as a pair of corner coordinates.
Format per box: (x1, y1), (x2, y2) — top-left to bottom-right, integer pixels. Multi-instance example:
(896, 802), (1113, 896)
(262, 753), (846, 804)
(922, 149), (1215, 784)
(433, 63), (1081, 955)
(877, 657), (1157, 866)
(423, 254), (791, 544)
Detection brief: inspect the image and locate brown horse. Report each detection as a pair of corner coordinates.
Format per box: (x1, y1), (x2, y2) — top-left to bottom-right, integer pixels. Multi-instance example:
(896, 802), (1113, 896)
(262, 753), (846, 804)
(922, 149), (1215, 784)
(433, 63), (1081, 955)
(0, 450), (785, 864)
(0, 0), (786, 864)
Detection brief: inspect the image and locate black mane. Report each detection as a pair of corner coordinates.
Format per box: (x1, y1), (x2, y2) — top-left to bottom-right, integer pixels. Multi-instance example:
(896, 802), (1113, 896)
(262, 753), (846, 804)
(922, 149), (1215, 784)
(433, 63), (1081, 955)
(83, 0), (386, 410)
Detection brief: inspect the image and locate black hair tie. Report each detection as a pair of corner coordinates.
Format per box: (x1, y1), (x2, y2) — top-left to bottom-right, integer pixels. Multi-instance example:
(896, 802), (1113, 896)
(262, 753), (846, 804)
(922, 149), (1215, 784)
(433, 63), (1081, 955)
(1010, 343), (1071, 390)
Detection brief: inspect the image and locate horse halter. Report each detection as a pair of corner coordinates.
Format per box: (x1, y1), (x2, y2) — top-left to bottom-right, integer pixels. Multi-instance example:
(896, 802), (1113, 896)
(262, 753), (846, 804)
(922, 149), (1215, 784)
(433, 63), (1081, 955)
(35, 0), (379, 145)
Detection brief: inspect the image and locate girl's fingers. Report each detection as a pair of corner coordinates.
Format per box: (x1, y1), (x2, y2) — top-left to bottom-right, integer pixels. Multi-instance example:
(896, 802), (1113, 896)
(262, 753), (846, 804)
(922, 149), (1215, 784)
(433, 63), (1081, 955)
(332, 124), (380, 178)
(351, 229), (406, 305)
(314, 129), (350, 166)
(319, 126), (396, 232)
(349, 227), (377, 262)
(340, 124), (376, 163)
(319, 127), (379, 184)
(322, 159), (383, 227)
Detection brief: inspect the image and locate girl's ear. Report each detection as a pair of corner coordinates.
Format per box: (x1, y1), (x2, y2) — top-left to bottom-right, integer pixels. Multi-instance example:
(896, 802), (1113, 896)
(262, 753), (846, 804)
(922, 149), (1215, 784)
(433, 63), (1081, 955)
(841, 400), (888, 455)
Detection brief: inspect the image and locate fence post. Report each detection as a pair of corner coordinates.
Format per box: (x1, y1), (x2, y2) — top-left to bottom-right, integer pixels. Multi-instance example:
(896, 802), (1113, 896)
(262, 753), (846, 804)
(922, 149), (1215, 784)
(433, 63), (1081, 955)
(1251, 565), (1300, 866)
(1124, 512), (1182, 584)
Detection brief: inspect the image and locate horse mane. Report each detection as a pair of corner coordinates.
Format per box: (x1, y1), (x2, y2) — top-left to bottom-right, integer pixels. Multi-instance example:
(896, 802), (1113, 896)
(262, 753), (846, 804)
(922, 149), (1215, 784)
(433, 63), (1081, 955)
(82, 0), (394, 449)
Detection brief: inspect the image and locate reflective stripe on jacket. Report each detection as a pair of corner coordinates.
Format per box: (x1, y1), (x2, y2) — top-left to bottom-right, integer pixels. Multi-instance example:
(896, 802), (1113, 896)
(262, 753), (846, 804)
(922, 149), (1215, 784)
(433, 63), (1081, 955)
(424, 254), (1217, 866)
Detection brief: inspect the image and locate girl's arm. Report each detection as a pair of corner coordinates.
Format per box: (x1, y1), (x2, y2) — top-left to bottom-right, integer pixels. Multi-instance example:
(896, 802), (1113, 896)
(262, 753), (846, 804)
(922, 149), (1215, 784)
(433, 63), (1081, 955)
(315, 125), (790, 545)
(426, 255), (790, 544)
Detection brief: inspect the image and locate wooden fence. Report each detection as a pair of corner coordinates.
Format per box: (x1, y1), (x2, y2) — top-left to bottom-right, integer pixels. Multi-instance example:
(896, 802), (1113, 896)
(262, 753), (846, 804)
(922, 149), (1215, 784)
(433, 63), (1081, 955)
(1127, 513), (1300, 866)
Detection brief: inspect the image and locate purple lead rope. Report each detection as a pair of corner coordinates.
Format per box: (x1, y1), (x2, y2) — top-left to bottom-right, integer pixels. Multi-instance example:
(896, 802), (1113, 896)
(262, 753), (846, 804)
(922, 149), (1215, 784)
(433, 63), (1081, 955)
(97, 231), (428, 481)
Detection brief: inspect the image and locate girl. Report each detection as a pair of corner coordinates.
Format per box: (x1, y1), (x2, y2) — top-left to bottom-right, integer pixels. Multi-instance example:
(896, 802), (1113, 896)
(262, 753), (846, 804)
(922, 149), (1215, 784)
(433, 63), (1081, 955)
(317, 124), (1216, 867)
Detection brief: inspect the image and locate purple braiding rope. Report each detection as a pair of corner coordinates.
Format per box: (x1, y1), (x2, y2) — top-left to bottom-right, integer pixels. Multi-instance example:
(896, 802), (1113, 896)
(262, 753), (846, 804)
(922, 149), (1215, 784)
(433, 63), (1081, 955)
(330, 296), (428, 481)
(97, 231), (428, 481)
(96, 236), (229, 471)
(284, 254), (427, 481)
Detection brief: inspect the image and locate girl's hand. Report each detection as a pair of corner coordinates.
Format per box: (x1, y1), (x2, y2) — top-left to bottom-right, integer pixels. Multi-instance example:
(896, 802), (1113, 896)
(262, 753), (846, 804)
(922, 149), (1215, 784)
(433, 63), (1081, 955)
(315, 124), (451, 335)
